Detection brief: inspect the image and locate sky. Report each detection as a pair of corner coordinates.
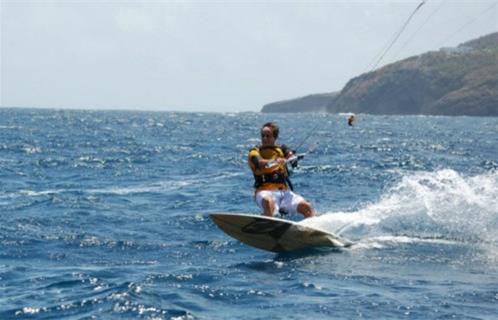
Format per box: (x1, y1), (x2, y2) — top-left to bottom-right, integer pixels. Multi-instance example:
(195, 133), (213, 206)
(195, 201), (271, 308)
(1, 0), (497, 112)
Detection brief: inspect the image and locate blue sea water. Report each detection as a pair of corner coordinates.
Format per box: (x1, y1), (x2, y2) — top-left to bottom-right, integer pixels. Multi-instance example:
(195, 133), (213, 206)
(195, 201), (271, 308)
(1, 108), (497, 319)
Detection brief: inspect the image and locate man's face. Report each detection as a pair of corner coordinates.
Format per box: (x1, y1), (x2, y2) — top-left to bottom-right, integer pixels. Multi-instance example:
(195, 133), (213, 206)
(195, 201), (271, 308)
(261, 126), (276, 146)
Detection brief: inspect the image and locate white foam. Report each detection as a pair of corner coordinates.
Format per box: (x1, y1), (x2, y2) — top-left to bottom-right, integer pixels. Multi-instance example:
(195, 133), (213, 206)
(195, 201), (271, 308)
(23, 145), (42, 154)
(87, 180), (191, 195)
(350, 235), (461, 250)
(302, 169), (498, 246)
(7, 172), (242, 198)
(19, 189), (64, 197)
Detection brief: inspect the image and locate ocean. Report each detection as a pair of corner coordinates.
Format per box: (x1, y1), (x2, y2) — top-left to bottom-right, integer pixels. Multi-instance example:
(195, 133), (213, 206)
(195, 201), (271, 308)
(1, 108), (497, 319)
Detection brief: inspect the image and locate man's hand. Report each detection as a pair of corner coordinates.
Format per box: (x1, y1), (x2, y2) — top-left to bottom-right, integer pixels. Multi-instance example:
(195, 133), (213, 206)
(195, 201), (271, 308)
(265, 157), (285, 168)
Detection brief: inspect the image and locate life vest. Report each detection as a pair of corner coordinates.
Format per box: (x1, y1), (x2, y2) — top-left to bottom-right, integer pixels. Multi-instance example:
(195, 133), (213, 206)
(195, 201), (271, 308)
(248, 145), (292, 191)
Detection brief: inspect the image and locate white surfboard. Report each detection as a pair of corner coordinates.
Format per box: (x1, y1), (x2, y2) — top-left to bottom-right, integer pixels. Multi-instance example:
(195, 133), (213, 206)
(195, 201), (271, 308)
(210, 213), (353, 252)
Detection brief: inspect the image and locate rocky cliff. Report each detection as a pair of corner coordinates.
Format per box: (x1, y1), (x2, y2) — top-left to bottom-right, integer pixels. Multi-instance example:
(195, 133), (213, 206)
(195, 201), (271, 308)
(261, 92), (337, 113)
(261, 33), (498, 116)
(327, 32), (498, 116)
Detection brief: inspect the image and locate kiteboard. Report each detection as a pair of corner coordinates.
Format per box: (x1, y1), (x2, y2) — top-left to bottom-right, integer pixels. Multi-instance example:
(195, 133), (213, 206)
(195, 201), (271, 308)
(210, 213), (353, 252)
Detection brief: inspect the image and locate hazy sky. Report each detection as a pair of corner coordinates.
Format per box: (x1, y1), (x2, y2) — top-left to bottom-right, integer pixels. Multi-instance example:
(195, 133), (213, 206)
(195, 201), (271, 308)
(1, 0), (497, 112)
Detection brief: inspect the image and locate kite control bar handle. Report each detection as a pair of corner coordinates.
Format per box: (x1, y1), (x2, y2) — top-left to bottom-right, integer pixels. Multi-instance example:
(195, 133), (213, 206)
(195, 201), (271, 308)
(265, 153), (306, 168)
(265, 142), (318, 168)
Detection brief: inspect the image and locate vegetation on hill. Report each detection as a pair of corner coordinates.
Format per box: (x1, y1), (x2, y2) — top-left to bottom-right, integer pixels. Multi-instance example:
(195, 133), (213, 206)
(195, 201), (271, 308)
(328, 32), (498, 116)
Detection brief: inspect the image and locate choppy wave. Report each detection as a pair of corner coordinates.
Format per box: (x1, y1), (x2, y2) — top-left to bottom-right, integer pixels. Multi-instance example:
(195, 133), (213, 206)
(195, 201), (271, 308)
(2, 109), (498, 320)
(0, 172), (244, 200)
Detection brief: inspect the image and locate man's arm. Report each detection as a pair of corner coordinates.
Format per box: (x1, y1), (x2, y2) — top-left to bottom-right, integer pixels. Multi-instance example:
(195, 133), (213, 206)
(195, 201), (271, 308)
(249, 149), (285, 169)
(281, 144), (294, 159)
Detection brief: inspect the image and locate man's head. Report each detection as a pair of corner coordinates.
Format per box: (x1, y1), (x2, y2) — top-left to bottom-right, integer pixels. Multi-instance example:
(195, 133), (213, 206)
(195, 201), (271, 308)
(261, 122), (279, 146)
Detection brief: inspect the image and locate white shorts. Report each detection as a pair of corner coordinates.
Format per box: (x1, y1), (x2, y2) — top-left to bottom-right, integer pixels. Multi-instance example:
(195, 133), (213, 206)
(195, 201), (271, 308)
(255, 190), (305, 216)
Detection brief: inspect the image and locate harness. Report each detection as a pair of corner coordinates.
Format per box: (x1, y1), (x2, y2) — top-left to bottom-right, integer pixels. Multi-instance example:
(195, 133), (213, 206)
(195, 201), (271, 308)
(249, 145), (294, 191)
(253, 172), (287, 187)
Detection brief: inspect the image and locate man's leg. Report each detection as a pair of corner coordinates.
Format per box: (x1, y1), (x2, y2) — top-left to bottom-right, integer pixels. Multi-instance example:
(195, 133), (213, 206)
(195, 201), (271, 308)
(282, 191), (315, 219)
(256, 191), (278, 217)
(261, 196), (276, 217)
(297, 201), (315, 218)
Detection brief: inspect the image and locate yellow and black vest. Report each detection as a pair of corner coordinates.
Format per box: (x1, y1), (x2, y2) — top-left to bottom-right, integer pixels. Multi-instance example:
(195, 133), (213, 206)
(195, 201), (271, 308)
(248, 145), (292, 191)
